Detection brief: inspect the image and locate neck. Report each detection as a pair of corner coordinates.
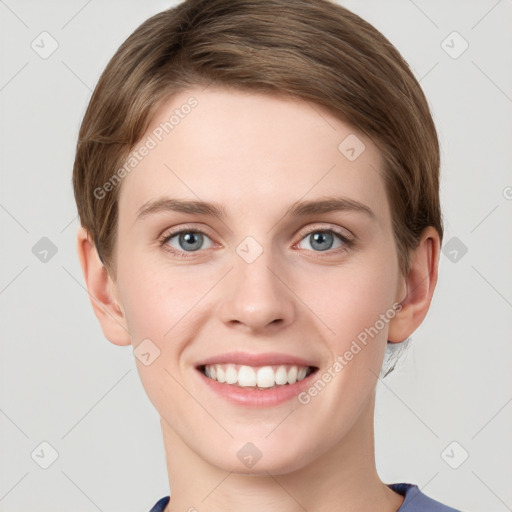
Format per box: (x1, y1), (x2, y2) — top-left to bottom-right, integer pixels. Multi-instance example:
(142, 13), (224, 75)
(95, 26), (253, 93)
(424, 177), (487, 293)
(160, 391), (404, 512)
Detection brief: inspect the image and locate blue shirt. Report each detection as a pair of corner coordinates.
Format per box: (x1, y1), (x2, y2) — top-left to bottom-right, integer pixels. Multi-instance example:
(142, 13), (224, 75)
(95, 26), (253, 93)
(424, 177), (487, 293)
(148, 482), (463, 511)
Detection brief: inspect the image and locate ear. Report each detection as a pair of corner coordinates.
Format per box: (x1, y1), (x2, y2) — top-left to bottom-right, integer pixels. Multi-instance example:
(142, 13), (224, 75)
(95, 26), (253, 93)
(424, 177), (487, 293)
(76, 226), (131, 346)
(388, 226), (440, 343)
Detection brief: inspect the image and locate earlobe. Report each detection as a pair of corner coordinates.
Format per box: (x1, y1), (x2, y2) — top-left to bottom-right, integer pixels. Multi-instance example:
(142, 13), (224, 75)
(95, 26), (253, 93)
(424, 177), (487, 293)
(388, 226), (440, 343)
(76, 226), (131, 347)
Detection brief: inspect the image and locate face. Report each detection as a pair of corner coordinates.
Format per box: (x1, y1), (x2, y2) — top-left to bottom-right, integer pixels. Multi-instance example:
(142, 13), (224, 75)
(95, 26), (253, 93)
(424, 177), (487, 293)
(111, 86), (405, 474)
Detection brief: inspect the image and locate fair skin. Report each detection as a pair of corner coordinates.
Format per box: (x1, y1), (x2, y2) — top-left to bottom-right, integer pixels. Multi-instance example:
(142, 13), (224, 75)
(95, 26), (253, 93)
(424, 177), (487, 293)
(77, 87), (440, 512)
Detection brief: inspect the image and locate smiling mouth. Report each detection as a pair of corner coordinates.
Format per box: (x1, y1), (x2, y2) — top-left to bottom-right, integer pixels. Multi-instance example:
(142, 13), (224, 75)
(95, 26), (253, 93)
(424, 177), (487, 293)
(198, 363), (319, 389)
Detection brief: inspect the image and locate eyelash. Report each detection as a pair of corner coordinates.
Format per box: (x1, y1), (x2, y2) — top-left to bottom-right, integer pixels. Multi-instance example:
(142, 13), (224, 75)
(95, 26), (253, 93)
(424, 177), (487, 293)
(158, 224), (355, 259)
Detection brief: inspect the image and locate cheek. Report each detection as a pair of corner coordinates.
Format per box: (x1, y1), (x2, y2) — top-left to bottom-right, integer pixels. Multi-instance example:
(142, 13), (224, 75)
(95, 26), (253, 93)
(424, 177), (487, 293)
(116, 257), (213, 345)
(115, 262), (208, 404)
(305, 258), (397, 343)
(299, 250), (399, 400)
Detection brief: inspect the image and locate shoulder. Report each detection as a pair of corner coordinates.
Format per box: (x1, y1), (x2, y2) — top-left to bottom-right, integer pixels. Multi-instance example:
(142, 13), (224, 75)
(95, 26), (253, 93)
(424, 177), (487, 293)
(148, 487), (464, 512)
(148, 496), (170, 512)
(389, 483), (464, 512)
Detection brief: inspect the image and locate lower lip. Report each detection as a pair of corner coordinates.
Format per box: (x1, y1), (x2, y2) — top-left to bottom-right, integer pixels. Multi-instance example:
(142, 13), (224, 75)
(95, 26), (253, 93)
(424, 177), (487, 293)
(196, 367), (318, 407)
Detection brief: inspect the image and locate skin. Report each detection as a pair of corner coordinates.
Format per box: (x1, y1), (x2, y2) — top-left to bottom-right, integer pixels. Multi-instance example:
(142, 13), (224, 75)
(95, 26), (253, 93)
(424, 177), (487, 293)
(77, 86), (440, 512)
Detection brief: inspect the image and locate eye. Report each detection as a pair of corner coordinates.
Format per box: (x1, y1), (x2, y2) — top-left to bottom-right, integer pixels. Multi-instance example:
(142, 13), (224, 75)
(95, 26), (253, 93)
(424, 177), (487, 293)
(159, 228), (214, 257)
(158, 224), (355, 259)
(295, 227), (354, 253)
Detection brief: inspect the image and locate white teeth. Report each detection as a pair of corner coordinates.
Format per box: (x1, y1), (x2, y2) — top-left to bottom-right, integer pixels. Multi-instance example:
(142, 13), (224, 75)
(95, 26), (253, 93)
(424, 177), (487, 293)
(238, 365), (256, 387)
(216, 365), (225, 383)
(297, 367), (307, 381)
(225, 365), (238, 384)
(287, 366), (298, 384)
(202, 363), (312, 388)
(256, 366), (275, 388)
(275, 365), (288, 385)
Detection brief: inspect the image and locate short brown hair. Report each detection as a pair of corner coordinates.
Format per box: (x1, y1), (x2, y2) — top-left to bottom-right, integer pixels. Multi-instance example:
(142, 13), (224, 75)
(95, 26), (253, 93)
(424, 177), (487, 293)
(72, 0), (443, 279)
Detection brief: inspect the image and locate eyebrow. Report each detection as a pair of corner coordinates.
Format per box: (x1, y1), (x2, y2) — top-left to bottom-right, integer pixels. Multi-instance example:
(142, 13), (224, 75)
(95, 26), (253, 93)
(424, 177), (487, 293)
(135, 196), (376, 223)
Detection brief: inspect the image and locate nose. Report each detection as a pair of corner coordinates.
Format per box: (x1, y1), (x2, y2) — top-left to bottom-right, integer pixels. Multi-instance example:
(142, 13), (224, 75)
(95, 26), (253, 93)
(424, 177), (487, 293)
(218, 248), (296, 334)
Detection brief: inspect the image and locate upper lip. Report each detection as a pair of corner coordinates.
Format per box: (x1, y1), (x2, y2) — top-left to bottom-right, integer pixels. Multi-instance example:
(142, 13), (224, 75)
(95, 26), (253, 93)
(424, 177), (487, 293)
(196, 352), (318, 368)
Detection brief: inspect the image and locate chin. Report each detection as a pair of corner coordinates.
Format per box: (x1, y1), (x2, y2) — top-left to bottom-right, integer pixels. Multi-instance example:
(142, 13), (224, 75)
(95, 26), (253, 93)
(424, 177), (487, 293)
(205, 437), (317, 476)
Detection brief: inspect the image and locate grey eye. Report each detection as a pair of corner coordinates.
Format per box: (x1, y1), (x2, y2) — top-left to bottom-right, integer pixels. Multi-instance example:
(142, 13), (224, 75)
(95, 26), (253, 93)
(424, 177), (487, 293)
(164, 231), (213, 252)
(297, 230), (345, 252)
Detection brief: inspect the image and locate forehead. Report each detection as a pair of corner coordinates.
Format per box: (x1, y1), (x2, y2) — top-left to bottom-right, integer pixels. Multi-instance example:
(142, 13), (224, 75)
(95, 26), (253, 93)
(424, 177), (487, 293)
(117, 86), (389, 226)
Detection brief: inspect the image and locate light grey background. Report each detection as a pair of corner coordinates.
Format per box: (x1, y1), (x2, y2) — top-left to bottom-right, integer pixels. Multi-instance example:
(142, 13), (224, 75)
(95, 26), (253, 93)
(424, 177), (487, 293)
(1, 1), (511, 511)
